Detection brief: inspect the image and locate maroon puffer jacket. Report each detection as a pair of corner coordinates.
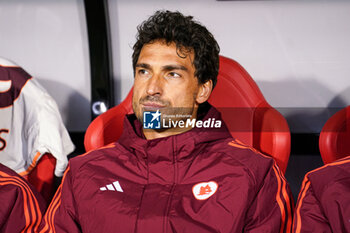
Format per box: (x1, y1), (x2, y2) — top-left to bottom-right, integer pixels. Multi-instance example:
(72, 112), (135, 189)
(293, 156), (350, 233)
(41, 107), (293, 233)
(0, 163), (46, 232)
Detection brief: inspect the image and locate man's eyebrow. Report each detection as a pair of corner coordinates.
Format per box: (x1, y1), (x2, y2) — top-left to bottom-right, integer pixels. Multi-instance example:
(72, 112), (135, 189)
(162, 65), (188, 72)
(135, 63), (151, 69)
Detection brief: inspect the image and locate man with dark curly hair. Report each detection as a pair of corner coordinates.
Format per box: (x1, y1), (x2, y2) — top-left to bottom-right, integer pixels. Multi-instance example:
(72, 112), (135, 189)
(41, 10), (292, 233)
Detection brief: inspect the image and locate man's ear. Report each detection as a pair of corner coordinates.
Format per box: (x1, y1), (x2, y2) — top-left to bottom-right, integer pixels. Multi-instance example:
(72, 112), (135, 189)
(196, 80), (213, 104)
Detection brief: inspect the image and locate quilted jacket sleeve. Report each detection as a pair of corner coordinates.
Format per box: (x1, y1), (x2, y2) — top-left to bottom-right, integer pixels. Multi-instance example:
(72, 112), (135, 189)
(292, 176), (331, 233)
(244, 162), (294, 233)
(0, 165), (46, 233)
(39, 165), (81, 233)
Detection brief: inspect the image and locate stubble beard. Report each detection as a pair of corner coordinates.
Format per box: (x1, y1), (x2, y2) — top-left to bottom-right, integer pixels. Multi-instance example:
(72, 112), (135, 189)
(133, 97), (196, 131)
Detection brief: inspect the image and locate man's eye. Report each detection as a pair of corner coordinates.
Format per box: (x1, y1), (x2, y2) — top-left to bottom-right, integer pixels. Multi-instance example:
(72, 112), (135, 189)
(138, 69), (149, 76)
(167, 72), (181, 78)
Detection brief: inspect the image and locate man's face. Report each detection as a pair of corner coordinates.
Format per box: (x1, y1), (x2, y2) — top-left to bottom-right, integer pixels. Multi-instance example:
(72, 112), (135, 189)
(132, 40), (202, 127)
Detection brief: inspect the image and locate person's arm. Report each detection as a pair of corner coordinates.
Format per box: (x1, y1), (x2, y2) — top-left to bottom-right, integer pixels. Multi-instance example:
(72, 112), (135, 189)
(244, 162), (294, 233)
(292, 177), (331, 233)
(39, 165), (81, 233)
(0, 170), (44, 232)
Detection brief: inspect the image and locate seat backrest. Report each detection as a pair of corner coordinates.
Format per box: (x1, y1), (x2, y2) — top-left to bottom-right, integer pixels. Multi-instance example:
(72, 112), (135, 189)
(208, 56), (290, 173)
(84, 56), (291, 173)
(319, 106), (350, 164)
(84, 88), (134, 151)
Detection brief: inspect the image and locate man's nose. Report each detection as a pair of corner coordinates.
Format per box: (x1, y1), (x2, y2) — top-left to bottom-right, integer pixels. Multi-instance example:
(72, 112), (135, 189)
(146, 74), (163, 96)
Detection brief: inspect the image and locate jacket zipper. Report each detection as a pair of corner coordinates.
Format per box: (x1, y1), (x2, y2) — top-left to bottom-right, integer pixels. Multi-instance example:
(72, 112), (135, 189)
(163, 137), (178, 233)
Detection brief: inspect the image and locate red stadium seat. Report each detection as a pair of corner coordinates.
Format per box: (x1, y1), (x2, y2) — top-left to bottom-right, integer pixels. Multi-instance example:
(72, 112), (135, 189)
(84, 88), (134, 152)
(319, 106), (350, 164)
(27, 153), (56, 202)
(84, 55), (291, 173)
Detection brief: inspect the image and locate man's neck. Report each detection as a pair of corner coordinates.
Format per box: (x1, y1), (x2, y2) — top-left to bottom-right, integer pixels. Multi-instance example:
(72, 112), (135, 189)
(143, 125), (194, 140)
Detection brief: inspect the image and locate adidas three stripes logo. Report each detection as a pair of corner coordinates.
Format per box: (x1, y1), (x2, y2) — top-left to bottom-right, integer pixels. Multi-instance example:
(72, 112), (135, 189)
(100, 181), (123, 192)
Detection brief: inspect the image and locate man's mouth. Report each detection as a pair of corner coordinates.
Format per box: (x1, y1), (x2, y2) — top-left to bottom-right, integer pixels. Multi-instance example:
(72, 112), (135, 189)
(141, 102), (166, 111)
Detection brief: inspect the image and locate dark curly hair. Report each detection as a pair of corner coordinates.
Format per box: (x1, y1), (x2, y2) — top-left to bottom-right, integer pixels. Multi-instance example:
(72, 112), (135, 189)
(132, 10), (220, 89)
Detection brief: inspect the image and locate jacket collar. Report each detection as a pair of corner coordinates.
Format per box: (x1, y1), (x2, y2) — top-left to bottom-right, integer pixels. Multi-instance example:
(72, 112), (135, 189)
(118, 105), (232, 162)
